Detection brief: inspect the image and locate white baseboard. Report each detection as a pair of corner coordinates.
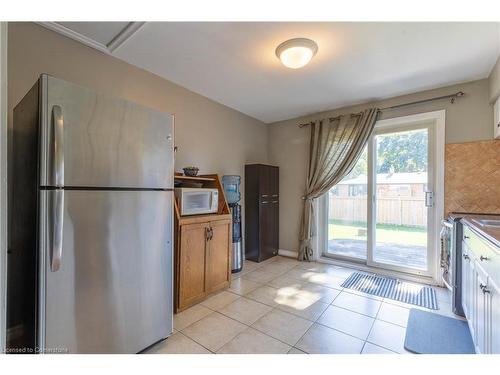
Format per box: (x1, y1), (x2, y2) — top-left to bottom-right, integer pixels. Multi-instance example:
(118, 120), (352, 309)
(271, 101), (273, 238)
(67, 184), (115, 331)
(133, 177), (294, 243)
(278, 249), (298, 258)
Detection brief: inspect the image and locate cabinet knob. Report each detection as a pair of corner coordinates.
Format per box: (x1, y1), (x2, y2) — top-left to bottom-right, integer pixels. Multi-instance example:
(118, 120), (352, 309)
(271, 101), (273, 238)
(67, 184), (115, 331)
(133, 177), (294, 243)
(463, 254), (469, 260)
(464, 235), (470, 239)
(480, 283), (491, 294)
(480, 255), (489, 261)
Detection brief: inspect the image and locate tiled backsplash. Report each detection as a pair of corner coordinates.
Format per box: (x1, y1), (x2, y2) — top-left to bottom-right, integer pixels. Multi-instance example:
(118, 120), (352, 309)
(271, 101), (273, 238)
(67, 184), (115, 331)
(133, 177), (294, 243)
(445, 140), (500, 215)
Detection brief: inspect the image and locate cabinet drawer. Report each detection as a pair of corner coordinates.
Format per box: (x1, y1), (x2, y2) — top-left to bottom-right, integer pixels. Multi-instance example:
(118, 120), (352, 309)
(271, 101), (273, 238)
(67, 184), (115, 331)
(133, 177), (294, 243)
(463, 226), (500, 282)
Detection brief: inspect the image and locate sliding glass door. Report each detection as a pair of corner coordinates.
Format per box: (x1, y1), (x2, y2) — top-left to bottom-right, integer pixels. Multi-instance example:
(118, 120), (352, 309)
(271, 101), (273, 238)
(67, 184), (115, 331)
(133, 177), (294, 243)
(368, 126), (432, 273)
(325, 120), (436, 277)
(326, 147), (368, 262)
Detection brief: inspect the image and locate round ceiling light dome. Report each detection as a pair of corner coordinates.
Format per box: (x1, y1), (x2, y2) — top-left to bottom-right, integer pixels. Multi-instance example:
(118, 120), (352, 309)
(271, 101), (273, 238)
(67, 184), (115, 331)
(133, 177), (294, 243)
(275, 38), (318, 69)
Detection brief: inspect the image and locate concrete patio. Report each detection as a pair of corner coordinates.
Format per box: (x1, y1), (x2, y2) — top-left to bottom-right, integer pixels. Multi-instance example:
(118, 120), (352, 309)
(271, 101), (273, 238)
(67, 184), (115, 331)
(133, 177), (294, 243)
(327, 239), (427, 270)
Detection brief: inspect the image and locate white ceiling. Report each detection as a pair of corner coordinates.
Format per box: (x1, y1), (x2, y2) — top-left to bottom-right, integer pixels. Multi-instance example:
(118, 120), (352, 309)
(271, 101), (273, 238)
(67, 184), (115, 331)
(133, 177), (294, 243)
(41, 22), (500, 123)
(57, 22), (131, 45)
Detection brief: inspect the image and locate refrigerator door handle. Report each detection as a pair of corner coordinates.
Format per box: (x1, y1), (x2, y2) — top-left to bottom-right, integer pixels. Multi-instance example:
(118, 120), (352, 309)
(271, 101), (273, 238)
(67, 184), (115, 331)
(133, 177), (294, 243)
(50, 190), (64, 272)
(52, 105), (65, 187)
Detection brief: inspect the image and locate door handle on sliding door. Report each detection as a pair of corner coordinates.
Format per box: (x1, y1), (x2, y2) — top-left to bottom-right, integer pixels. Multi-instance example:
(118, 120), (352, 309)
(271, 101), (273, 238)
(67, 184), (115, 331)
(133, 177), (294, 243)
(425, 191), (434, 207)
(50, 190), (64, 272)
(52, 105), (64, 187)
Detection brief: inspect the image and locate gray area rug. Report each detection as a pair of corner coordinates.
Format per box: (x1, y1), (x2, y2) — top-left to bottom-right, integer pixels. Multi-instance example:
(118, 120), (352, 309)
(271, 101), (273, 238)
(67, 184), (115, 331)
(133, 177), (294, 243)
(405, 308), (475, 354)
(341, 272), (438, 309)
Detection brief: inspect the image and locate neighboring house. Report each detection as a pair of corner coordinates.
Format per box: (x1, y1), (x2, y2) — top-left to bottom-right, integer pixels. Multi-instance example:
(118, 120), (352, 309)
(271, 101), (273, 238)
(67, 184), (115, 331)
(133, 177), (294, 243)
(329, 172), (428, 227)
(331, 172), (427, 199)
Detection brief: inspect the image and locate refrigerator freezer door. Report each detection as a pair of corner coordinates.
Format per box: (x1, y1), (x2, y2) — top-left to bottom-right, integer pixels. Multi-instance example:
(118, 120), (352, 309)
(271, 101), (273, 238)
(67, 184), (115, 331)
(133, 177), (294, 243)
(40, 190), (173, 353)
(39, 75), (174, 189)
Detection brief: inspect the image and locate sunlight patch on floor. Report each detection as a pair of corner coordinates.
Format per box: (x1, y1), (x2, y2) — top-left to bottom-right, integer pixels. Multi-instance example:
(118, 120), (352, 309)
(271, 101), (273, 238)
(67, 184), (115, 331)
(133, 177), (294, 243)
(274, 287), (321, 311)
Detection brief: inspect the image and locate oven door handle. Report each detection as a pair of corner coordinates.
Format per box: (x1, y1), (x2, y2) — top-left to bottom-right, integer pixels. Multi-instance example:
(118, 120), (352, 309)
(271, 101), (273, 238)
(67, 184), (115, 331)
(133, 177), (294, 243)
(441, 220), (453, 229)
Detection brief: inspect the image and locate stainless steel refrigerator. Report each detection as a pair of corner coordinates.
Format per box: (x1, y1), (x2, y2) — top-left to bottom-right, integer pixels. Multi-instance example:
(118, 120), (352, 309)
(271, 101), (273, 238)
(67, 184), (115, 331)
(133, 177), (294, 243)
(7, 75), (174, 353)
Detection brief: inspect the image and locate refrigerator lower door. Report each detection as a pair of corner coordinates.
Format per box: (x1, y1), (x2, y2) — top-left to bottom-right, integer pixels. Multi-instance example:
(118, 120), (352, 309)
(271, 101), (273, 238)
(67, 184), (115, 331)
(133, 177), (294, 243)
(39, 190), (173, 353)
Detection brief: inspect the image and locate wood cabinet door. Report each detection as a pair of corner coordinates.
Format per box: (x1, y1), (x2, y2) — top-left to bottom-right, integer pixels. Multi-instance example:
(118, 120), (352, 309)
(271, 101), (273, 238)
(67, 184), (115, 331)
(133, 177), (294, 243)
(271, 199), (279, 255)
(206, 219), (231, 294)
(179, 222), (208, 309)
(494, 97), (500, 139)
(259, 201), (275, 261)
(270, 166), (279, 197)
(259, 165), (271, 197)
(270, 166), (279, 255)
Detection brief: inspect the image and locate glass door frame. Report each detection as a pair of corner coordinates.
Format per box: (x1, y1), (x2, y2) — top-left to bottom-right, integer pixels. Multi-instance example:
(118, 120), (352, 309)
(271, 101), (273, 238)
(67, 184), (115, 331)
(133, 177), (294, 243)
(321, 110), (445, 282)
(366, 122), (434, 277)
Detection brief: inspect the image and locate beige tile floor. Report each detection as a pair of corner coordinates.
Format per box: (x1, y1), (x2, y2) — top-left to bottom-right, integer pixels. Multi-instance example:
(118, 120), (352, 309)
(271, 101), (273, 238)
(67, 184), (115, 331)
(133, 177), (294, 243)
(146, 256), (458, 354)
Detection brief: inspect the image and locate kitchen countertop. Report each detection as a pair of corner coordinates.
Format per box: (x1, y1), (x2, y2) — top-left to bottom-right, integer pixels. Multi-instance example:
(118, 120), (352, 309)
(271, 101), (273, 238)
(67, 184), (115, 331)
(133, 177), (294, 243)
(460, 214), (500, 250)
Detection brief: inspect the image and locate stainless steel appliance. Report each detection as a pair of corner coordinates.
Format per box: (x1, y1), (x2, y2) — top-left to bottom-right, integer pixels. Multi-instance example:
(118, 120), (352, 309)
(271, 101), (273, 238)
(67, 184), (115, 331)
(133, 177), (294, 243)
(174, 187), (219, 216)
(7, 75), (174, 353)
(440, 213), (478, 317)
(222, 175), (243, 273)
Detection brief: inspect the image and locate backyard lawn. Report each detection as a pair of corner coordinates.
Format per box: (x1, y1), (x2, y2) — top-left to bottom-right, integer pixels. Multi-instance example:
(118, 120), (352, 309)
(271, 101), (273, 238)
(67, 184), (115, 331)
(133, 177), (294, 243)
(328, 219), (427, 247)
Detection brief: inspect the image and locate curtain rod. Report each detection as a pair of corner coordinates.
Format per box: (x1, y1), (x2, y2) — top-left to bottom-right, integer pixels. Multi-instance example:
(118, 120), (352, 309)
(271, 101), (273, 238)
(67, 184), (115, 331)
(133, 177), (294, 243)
(298, 91), (465, 128)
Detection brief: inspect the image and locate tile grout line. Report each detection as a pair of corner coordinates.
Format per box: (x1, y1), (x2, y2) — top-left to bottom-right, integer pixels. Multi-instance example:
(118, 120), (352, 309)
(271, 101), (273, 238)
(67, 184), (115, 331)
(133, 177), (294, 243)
(180, 311), (248, 354)
(176, 330), (217, 354)
(185, 304), (295, 353)
(360, 298), (384, 354)
(171, 258), (302, 353)
(361, 341), (399, 354)
(175, 257), (445, 354)
(248, 306), (310, 349)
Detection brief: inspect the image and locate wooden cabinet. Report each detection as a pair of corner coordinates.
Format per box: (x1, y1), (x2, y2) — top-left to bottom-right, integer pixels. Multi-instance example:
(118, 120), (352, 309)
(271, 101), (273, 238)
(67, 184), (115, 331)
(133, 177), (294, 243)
(176, 218), (231, 312)
(245, 164), (279, 262)
(461, 224), (500, 353)
(494, 97), (500, 139)
(178, 222), (210, 308)
(206, 219), (232, 294)
(174, 174), (232, 313)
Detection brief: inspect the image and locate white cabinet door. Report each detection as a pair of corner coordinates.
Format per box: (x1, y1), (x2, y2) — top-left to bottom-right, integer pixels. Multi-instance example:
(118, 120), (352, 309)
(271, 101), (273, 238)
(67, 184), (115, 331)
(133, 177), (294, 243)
(463, 241), (477, 342)
(490, 277), (500, 354)
(474, 263), (489, 354)
(462, 242), (471, 318)
(463, 228), (500, 354)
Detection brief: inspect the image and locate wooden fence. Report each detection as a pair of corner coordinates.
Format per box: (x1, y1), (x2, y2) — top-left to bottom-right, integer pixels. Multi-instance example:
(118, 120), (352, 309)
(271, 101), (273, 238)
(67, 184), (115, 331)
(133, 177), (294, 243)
(329, 196), (427, 227)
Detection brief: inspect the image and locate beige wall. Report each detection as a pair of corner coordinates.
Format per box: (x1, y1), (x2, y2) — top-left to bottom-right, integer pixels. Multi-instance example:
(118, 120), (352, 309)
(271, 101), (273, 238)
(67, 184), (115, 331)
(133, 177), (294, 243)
(8, 22), (498, 258)
(269, 79), (494, 253)
(7, 22), (270, 266)
(7, 22), (268, 187)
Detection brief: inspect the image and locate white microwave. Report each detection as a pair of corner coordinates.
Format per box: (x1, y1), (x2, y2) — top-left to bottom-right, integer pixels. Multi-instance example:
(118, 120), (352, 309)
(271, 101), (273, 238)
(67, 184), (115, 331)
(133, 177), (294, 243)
(174, 188), (219, 216)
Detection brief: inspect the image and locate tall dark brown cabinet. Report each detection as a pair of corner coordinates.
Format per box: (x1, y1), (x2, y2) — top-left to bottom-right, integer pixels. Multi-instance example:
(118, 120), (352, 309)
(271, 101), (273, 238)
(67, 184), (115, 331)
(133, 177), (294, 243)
(245, 164), (279, 262)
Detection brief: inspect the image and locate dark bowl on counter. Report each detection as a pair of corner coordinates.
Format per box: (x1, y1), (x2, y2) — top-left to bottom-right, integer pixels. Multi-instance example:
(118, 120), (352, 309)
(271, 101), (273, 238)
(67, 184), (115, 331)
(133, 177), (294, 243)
(183, 167), (199, 177)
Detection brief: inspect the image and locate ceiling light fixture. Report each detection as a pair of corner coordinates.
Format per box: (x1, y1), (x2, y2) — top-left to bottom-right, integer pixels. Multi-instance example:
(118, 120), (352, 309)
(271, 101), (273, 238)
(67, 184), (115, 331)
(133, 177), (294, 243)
(275, 38), (318, 69)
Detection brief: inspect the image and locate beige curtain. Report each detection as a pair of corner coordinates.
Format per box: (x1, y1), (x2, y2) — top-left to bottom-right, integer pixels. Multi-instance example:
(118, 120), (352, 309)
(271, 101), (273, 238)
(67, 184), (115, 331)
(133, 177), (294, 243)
(298, 108), (379, 261)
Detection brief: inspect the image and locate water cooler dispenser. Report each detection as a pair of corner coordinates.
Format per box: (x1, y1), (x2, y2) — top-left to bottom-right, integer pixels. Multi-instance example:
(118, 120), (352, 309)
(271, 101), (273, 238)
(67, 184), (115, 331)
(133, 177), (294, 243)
(222, 175), (243, 273)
